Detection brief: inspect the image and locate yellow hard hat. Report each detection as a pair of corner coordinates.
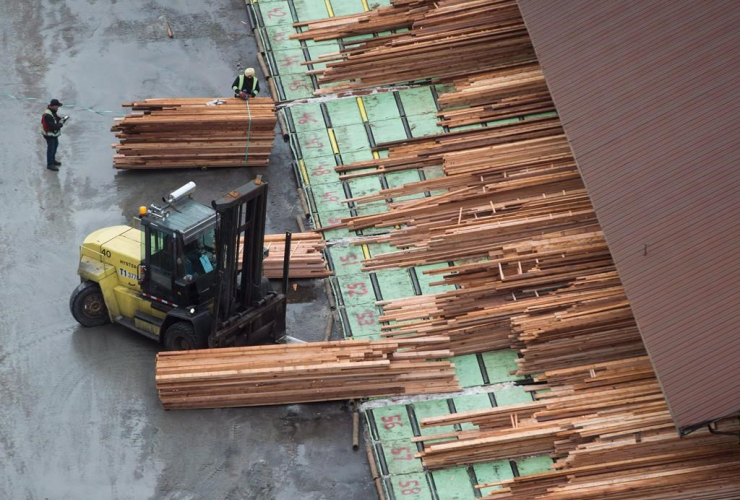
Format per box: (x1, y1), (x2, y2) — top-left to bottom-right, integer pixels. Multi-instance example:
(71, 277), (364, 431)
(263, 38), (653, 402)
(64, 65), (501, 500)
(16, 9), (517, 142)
(244, 68), (255, 77)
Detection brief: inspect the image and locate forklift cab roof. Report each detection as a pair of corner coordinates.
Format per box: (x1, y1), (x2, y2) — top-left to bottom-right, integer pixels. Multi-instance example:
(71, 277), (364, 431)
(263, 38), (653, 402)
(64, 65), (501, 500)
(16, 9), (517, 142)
(144, 198), (218, 243)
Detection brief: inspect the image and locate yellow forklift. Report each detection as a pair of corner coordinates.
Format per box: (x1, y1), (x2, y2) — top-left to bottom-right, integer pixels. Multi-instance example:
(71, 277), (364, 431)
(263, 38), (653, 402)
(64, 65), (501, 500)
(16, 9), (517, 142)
(70, 179), (291, 350)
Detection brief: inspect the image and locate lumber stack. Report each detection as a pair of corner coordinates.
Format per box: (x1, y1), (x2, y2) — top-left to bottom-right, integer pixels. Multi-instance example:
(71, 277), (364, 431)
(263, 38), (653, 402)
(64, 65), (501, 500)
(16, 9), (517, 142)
(470, 359), (740, 500)
(335, 116), (566, 182)
(437, 64), (555, 129)
(295, 0), (536, 95)
(374, 230), (618, 356)
(291, 0), (430, 41)
(509, 275), (646, 375)
(418, 420), (567, 468)
(418, 401), (547, 431)
(155, 337), (460, 410)
(258, 232), (332, 279)
(287, 2), (740, 498)
(111, 98), (276, 169)
(413, 358), (740, 498)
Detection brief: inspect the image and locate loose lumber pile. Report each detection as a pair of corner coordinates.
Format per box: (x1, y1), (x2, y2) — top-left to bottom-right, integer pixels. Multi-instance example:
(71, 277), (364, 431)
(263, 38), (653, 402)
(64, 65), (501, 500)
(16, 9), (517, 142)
(288, 2), (740, 498)
(155, 337), (460, 410)
(111, 98), (276, 169)
(413, 357), (740, 500)
(417, 419), (566, 468)
(509, 274), (646, 375)
(260, 232), (332, 279)
(335, 116), (566, 182)
(437, 64), (554, 129)
(291, 0), (429, 42)
(376, 231), (626, 356)
(294, 0), (536, 94)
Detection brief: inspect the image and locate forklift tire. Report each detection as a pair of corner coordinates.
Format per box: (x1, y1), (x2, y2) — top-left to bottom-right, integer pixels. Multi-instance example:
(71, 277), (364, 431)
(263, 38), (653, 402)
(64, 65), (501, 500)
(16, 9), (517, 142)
(70, 281), (111, 327)
(163, 322), (208, 351)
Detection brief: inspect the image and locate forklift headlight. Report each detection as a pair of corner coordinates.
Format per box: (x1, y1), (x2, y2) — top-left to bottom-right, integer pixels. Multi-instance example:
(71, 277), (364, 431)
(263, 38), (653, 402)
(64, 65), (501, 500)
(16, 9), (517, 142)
(189, 308), (195, 315)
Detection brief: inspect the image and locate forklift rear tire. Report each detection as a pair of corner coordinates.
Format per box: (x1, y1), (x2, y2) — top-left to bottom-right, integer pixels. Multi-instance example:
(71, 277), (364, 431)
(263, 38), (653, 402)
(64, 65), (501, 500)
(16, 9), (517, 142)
(70, 281), (111, 327)
(163, 322), (208, 351)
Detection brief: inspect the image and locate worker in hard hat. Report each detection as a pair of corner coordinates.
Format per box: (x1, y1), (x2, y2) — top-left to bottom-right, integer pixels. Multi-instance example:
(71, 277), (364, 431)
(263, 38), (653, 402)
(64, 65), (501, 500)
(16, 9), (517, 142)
(40, 98), (69, 171)
(232, 68), (260, 99)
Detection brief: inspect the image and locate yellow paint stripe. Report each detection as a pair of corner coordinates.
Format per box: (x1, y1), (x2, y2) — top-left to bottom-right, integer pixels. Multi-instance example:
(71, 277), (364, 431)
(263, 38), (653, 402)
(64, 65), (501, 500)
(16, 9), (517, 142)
(298, 159), (310, 185)
(372, 151), (380, 160)
(361, 0), (370, 11)
(327, 128), (339, 154)
(356, 97), (369, 122)
(324, 0), (335, 17)
(361, 244), (371, 260)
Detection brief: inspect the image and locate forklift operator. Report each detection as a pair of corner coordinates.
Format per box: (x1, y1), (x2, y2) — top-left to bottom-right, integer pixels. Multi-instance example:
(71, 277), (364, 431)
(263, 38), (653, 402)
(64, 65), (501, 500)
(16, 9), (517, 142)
(182, 236), (215, 278)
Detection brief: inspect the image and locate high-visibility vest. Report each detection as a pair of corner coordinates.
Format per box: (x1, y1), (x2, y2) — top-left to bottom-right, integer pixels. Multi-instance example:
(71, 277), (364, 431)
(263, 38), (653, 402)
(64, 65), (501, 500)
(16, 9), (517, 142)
(41, 109), (61, 137)
(236, 75), (258, 94)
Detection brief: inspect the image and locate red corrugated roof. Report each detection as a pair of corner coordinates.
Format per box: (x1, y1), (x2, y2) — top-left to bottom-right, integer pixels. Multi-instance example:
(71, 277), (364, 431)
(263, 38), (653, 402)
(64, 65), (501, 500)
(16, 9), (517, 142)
(517, 0), (740, 434)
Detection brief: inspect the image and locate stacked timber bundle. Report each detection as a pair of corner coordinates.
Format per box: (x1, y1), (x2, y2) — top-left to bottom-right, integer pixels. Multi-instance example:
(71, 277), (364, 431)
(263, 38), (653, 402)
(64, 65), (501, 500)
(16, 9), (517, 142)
(155, 337), (460, 410)
(292, 0), (430, 41)
(416, 358), (740, 500)
(418, 401), (547, 431)
(293, 0), (536, 94)
(415, 357), (740, 482)
(375, 231), (622, 356)
(509, 274), (646, 375)
(323, 118), (617, 357)
(436, 64), (555, 129)
(335, 116), (566, 182)
(111, 98), (276, 169)
(259, 233), (332, 279)
(287, 2), (740, 498)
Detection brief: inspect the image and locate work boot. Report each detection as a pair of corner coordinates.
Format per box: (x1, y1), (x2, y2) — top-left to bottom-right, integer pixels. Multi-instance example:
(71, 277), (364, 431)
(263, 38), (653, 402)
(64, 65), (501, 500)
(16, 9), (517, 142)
(47, 165), (59, 171)
(54, 160), (62, 166)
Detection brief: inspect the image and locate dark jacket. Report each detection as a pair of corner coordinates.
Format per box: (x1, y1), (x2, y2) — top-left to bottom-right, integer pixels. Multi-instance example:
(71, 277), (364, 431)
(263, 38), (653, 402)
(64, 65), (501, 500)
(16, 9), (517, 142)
(232, 75), (260, 96)
(43, 108), (63, 133)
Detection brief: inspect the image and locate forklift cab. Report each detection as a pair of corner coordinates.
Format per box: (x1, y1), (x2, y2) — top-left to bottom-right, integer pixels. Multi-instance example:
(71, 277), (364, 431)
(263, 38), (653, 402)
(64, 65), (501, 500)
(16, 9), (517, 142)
(140, 189), (219, 308)
(71, 179), (289, 350)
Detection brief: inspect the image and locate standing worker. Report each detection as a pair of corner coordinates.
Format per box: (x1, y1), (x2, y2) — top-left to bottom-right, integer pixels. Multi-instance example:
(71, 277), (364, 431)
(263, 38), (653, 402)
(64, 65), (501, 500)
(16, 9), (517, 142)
(41, 98), (69, 171)
(232, 68), (260, 100)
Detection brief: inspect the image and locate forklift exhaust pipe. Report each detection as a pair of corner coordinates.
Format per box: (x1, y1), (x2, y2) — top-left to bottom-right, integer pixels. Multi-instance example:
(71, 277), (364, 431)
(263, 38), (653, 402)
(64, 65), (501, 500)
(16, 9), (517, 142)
(282, 231), (292, 296)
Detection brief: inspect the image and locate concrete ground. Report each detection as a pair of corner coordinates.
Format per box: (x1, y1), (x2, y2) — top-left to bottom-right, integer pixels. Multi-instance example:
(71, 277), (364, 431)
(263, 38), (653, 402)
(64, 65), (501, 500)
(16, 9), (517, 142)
(0, 1), (373, 498)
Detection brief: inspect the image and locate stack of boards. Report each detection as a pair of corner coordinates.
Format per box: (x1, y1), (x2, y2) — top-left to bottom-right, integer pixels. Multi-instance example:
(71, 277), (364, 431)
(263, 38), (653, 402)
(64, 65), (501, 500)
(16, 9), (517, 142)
(286, 1), (740, 498)
(414, 358), (740, 500)
(294, 0), (535, 95)
(112, 98), (276, 169)
(155, 337), (459, 410)
(261, 232), (332, 279)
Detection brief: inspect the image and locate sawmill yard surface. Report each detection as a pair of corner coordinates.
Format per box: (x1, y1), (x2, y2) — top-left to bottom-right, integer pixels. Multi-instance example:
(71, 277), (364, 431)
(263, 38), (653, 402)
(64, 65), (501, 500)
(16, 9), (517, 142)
(0, 1), (373, 499)
(4, 0), (733, 498)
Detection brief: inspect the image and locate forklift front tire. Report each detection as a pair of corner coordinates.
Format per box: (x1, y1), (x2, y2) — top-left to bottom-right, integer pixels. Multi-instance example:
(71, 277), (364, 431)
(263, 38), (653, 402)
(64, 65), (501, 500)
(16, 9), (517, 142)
(163, 322), (208, 351)
(70, 281), (111, 327)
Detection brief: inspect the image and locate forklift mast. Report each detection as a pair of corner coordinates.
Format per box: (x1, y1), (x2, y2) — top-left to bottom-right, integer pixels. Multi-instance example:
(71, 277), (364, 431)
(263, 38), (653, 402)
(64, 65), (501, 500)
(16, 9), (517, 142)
(209, 178), (288, 343)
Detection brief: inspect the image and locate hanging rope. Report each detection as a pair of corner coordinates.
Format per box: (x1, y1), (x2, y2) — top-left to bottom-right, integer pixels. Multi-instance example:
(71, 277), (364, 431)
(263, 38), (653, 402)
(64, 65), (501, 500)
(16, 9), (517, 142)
(244, 97), (252, 166)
